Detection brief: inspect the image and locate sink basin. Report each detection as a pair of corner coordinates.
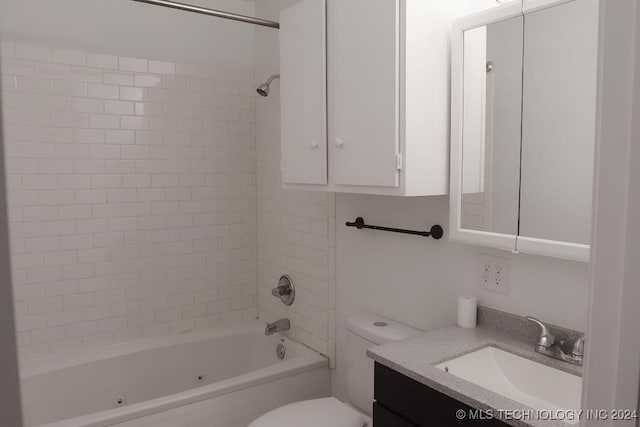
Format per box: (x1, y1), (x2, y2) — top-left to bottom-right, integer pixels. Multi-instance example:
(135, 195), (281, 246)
(436, 346), (582, 421)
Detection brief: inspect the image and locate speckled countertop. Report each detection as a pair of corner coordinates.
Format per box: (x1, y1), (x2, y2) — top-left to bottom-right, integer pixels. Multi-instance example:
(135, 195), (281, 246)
(367, 310), (583, 427)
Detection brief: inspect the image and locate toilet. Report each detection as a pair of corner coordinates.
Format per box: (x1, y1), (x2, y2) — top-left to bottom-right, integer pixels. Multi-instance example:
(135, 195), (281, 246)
(248, 313), (421, 427)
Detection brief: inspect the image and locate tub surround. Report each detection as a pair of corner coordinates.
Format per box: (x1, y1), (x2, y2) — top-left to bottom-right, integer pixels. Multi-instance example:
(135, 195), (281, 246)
(367, 307), (583, 427)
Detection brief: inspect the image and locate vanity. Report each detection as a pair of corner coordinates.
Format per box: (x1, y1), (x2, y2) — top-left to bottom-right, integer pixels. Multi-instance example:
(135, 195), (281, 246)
(368, 307), (584, 427)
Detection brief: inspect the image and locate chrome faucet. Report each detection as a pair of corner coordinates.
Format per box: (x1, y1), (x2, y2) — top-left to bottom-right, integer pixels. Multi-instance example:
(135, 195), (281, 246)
(527, 317), (584, 366)
(265, 318), (290, 336)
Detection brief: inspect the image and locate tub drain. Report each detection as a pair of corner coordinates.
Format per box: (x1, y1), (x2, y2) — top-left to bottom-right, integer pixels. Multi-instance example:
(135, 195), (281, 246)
(195, 373), (206, 383)
(114, 397), (126, 407)
(276, 343), (286, 360)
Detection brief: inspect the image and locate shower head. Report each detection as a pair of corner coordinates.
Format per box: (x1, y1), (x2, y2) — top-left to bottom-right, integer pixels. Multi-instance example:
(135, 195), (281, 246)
(256, 74), (280, 97)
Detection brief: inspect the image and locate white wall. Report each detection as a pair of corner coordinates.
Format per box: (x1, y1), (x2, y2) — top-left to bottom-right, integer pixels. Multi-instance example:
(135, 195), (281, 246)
(0, 0), (255, 69)
(332, 194), (589, 399)
(254, 0), (336, 364)
(583, 0), (640, 422)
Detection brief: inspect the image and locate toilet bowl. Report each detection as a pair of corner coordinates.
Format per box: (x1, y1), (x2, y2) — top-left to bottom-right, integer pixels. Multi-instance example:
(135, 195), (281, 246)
(248, 313), (421, 427)
(248, 397), (370, 427)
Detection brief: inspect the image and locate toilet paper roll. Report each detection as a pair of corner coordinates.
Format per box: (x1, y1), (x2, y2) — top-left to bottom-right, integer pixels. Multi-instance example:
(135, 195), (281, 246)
(457, 296), (478, 328)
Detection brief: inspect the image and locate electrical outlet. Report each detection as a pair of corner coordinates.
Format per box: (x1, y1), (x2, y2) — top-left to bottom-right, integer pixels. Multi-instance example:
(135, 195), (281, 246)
(477, 254), (510, 295)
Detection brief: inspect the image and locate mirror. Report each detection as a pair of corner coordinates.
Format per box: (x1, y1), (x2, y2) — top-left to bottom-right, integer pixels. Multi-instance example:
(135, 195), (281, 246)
(450, 0), (598, 262)
(518, 0), (596, 246)
(460, 16), (523, 236)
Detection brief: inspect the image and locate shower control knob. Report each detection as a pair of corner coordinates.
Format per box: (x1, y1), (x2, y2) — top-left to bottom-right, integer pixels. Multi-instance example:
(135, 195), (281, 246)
(310, 140), (319, 149)
(334, 137), (344, 148)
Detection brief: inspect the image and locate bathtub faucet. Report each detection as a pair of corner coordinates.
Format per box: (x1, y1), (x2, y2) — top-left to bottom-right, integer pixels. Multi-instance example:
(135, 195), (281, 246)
(265, 318), (290, 335)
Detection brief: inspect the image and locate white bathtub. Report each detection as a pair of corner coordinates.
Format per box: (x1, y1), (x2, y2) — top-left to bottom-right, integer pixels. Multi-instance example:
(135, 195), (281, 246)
(20, 321), (330, 427)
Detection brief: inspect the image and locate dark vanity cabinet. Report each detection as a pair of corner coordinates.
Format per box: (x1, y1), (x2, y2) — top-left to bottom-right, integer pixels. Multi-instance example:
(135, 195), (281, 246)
(373, 363), (509, 426)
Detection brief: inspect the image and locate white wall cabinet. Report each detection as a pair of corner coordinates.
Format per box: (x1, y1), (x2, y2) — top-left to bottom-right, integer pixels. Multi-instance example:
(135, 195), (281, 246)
(280, 0), (485, 196)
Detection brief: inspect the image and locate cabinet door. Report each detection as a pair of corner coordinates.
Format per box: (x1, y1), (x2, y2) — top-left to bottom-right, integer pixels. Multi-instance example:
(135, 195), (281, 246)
(280, 0), (327, 185)
(327, 0), (400, 188)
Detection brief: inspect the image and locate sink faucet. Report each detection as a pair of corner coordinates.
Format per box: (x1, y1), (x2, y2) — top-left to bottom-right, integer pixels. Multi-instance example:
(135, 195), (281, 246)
(265, 318), (290, 336)
(527, 317), (584, 366)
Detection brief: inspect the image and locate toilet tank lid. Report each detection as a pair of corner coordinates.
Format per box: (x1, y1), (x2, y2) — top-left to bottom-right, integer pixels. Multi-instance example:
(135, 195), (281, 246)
(346, 313), (422, 345)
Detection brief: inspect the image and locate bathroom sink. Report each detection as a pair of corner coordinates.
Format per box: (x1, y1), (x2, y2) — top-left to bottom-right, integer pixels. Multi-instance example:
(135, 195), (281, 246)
(436, 346), (582, 418)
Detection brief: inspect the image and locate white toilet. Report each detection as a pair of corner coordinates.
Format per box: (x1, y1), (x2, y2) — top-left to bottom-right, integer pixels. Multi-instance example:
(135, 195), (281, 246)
(248, 313), (421, 427)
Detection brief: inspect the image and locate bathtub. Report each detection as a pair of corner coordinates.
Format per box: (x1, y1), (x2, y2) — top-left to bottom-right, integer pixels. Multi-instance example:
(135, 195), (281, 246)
(20, 321), (330, 427)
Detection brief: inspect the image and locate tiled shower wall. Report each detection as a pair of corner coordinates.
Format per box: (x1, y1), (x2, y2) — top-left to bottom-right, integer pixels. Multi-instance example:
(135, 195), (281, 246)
(254, 0), (336, 367)
(0, 41), (258, 359)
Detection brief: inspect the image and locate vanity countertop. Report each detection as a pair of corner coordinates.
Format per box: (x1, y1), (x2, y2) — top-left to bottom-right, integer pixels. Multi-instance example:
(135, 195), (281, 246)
(367, 324), (583, 427)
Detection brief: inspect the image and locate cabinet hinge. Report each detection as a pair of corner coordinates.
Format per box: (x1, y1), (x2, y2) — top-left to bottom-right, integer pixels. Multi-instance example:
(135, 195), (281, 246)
(396, 154), (403, 170)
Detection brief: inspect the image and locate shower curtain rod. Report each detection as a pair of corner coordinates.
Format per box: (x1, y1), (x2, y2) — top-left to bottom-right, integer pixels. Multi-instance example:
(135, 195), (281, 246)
(131, 0), (280, 29)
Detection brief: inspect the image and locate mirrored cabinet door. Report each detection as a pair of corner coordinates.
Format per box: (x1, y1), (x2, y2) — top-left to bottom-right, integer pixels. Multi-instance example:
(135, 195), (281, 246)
(450, 0), (598, 262)
(518, 0), (597, 249)
(461, 16), (523, 237)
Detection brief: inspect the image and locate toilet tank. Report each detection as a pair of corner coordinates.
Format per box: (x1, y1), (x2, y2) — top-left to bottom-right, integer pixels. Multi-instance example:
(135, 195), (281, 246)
(345, 314), (421, 415)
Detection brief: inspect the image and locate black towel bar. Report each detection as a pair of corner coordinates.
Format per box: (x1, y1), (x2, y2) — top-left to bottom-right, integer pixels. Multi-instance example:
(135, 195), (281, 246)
(345, 217), (444, 240)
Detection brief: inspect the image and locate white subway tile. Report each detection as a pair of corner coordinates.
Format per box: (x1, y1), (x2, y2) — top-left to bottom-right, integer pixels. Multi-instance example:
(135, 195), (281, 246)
(52, 48), (86, 66)
(62, 263), (95, 280)
(90, 145), (120, 159)
(2, 76), (18, 92)
(88, 83), (119, 99)
(91, 174), (122, 188)
(105, 160), (135, 174)
(78, 248), (110, 264)
(107, 189), (137, 203)
(119, 57), (148, 73)
(16, 77), (52, 94)
(122, 174), (151, 188)
(55, 112), (89, 128)
(27, 267), (63, 285)
(57, 174), (91, 189)
(149, 60), (175, 75)
(64, 295), (96, 312)
(0, 59), (35, 76)
(134, 74), (162, 88)
(121, 146), (149, 159)
(47, 311), (80, 327)
(75, 190), (107, 204)
(46, 280), (78, 296)
(119, 86), (145, 101)
(91, 204), (123, 218)
(76, 219), (109, 234)
(86, 53), (118, 70)
(39, 189), (75, 205)
(58, 205), (93, 219)
(105, 130), (135, 145)
(53, 80), (87, 97)
(61, 234), (94, 250)
(104, 100), (134, 115)
(89, 114), (120, 129)
(23, 207), (59, 223)
(120, 116), (148, 130)
(73, 159), (106, 174)
(56, 144), (89, 159)
(71, 97), (104, 114)
(70, 67), (103, 83)
(21, 175), (58, 191)
(36, 63), (70, 80)
(36, 94), (70, 112)
(65, 321), (97, 338)
(31, 326), (66, 344)
(42, 220), (76, 236)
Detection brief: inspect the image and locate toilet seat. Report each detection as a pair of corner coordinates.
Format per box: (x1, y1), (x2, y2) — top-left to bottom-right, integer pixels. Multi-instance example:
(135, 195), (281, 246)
(248, 397), (368, 427)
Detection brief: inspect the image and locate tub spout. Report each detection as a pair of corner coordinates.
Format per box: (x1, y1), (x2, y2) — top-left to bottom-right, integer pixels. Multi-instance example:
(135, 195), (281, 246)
(265, 318), (290, 336)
